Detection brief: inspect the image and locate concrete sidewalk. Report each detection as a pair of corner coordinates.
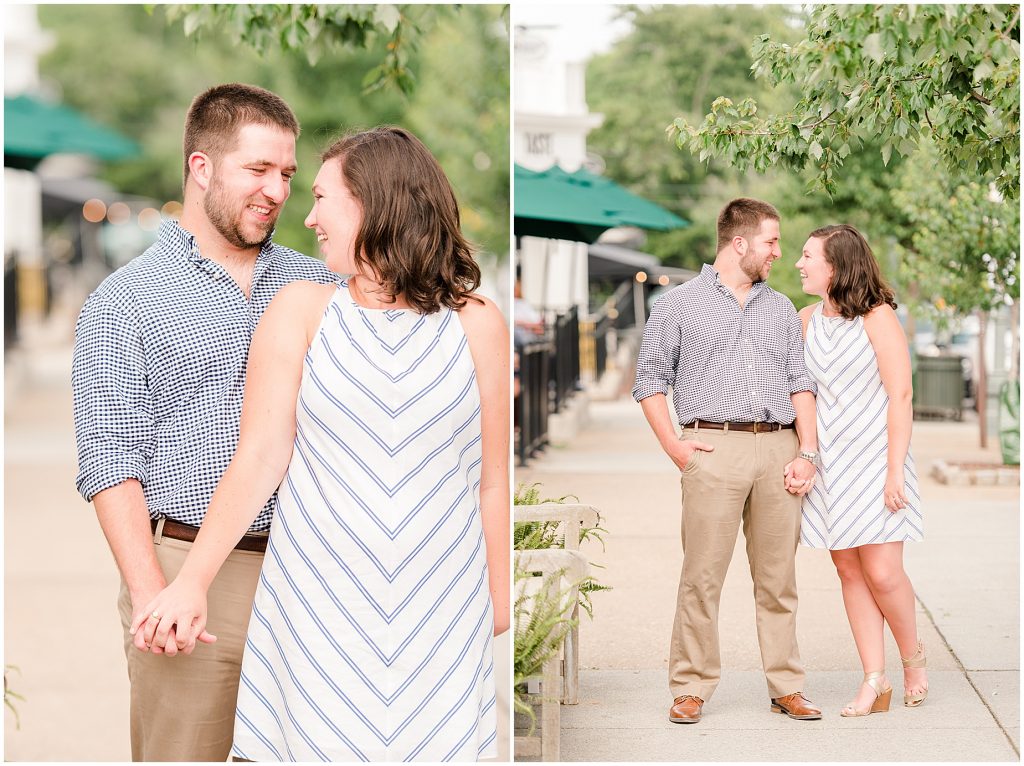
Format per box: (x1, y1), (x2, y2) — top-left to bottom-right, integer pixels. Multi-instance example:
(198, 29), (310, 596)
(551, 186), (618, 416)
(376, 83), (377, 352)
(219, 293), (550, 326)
(516, 394), (1019, 761)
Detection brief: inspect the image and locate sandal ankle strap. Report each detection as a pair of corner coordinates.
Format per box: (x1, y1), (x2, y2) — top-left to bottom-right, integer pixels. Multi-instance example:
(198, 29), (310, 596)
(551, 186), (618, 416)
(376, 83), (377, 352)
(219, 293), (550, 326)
(901, 640), (926, 668)
(863, 671), (888, 695)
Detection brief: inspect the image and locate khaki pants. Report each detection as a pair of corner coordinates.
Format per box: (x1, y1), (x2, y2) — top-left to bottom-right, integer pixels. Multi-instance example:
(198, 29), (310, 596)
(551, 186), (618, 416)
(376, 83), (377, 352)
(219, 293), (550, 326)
(117, 534), (263, 762)
(669, 426), (804, 702)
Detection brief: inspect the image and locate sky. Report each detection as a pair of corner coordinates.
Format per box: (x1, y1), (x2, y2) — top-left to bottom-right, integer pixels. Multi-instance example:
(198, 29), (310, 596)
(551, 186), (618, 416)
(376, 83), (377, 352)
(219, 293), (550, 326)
(513, 4), (635, 63)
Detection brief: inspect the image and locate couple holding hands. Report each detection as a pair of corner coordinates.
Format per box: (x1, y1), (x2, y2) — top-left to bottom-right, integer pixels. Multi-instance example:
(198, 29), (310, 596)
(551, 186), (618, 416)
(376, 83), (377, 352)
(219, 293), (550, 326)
(633, 198), (927, 724)
(73, 83), (508, 762)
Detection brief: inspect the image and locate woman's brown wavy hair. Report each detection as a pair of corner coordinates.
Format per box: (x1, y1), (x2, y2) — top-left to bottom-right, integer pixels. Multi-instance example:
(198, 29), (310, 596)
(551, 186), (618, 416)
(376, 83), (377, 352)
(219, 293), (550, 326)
(321, 126), (481, 314)
(811, 224), (897, 319)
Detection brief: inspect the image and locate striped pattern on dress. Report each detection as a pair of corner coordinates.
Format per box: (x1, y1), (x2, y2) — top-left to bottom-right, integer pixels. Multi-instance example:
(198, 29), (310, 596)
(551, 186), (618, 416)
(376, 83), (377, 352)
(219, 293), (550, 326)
(232, 281), (496, 762)
(800, 305), (923, 550)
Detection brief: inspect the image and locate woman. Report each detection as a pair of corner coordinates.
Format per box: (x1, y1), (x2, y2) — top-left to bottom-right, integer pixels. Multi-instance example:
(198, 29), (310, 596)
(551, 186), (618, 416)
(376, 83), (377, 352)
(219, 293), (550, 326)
(132, 126), (509, 761)
(794, 224), (927, 717)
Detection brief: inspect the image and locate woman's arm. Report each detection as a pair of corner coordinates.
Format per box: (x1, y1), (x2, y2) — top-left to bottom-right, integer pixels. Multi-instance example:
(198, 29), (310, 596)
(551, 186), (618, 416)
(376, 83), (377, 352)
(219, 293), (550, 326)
(862, 304), (913, 512)
(132, 281), (335, 651)
(458, 296), (511, 636)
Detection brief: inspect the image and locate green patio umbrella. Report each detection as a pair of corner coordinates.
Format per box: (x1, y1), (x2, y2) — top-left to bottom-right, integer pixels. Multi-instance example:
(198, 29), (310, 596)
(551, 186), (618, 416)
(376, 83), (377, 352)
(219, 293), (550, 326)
(4, 94), (139, 169)
(514, 163), (687, 243)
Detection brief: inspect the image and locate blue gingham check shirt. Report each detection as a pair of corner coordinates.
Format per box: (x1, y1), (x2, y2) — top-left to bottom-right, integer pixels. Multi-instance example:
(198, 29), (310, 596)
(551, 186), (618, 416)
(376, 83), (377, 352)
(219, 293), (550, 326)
(73, 219), (339, 531)
(632, 264), (816, 425)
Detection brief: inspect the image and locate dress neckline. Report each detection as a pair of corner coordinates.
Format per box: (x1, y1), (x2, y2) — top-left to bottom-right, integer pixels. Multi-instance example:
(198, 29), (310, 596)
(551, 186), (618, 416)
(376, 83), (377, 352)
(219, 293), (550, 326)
(815, 302), (849, 322)
(342, 278), (418, 314)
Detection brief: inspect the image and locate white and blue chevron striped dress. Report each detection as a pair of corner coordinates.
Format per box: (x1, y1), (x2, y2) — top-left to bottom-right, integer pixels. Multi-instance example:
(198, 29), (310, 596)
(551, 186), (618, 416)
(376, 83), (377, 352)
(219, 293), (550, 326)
(231, 281), (496, 762)
(800, 304), (923, 550)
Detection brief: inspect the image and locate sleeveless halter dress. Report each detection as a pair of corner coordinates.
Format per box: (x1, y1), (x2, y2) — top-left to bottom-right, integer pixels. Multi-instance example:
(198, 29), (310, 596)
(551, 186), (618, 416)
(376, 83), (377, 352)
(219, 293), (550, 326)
(231, 281), (496, 761)
(800, 304), (923, 550)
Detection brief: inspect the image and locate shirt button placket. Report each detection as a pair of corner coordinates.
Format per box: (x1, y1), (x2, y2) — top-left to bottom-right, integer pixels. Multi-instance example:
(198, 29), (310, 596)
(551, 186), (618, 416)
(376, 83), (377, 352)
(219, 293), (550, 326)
(741, 317), (758, 414)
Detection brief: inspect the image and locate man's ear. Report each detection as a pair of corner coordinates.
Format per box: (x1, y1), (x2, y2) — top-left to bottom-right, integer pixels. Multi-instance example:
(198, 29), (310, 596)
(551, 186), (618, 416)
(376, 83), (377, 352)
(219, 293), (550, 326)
(187, 152), (213, 192)
(732, 235), (747, 255)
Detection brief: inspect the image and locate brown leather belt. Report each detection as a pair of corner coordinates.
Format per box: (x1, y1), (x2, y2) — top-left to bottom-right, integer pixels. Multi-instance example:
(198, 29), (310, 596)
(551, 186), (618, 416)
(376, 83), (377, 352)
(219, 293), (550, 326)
(684, 420), (794, 434)
(151, 518), (269, 553)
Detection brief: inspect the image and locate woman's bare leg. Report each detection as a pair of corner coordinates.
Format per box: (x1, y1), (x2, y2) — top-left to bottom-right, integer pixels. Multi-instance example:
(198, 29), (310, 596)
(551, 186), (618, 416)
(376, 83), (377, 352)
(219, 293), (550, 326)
(831, 547), (889, 711)
(857, 541), (927, 698)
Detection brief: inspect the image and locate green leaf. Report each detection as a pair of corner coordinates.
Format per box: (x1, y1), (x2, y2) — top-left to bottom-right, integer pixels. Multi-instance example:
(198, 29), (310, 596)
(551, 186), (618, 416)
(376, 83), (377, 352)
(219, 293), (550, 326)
(863, 32), (884, 63)
(183, 9), (203, 36)
(809, 140), (823, 160)
(974, 59), (995, 81)
(374, 5), (402, 34)
(881, 141), (893, 166)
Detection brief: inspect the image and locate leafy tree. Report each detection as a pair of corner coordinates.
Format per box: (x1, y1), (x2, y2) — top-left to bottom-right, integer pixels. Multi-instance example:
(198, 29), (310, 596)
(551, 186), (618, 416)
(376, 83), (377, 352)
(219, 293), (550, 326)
(891, 139), (1020, 447)
(160, 4), (448, 94)
(586, 5), (805, 270)
(893, 141), (1019, 319)
(671, 5), (1020, 199)
(582, 5), (913, 308)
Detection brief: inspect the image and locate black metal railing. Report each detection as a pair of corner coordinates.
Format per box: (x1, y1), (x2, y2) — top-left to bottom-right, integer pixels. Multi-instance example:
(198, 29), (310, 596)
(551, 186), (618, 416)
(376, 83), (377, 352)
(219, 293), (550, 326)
(515, 339), (552, 466)
(5, 251), (18, 349)
(550, 306), (580, 414)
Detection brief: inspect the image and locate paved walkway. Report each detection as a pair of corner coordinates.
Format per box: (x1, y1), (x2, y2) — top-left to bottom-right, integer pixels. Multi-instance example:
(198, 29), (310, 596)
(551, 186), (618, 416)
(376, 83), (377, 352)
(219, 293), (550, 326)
(3, 321), (510, 761)
(516, 389), (1019, 761)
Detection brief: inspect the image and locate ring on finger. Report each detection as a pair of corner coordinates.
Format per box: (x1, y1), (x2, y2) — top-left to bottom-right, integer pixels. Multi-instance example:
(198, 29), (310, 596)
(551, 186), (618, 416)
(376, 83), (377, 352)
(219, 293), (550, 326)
(150, 611), (161, 620)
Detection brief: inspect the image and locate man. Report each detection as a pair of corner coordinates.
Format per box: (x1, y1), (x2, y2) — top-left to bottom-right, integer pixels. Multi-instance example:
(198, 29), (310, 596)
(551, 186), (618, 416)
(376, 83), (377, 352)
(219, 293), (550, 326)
(72, 83), (337, 761)
(632, 198), (821, 724)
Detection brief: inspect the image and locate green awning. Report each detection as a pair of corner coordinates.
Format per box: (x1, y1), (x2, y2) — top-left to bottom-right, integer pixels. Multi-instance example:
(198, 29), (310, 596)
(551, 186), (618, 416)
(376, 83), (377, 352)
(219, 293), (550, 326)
(4, 95), (139, 168)
(514, 164), (688, 244)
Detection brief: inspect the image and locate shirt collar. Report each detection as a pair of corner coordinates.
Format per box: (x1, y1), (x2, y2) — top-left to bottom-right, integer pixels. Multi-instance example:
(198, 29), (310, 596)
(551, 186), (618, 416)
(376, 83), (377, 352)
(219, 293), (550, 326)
(699, 263), (767, 300)
(158, 219), (277, 264)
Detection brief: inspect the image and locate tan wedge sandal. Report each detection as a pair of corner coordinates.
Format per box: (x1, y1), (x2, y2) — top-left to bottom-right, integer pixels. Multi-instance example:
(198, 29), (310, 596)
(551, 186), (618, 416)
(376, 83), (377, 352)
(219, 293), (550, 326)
(839, 671), (892, 717)
(901, 640), (928, 707)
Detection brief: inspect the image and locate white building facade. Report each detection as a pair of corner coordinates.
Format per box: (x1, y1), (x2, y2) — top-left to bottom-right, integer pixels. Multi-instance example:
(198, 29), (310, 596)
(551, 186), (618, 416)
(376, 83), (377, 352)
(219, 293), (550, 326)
(514, 23), (602, 316)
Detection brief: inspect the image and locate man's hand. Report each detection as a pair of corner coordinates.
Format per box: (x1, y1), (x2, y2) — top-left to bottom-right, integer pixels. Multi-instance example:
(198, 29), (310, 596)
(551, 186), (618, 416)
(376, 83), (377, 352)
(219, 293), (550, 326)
(783, 457), (817, 496)
(663, 438), (715, 473)
(128, 578), (172, 654)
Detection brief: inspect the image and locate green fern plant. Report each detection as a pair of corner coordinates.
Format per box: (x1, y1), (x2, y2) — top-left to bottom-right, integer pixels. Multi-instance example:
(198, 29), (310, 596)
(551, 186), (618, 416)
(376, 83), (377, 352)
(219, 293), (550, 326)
(513, 482), (612, 618)
(512, 563), (577, 729)
(5, 665), (24, 730)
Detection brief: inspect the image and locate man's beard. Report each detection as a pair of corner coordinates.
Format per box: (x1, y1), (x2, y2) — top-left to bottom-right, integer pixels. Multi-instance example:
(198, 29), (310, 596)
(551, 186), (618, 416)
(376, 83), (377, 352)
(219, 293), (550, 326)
(740, 253), (767, 283)
(204, 174), (276, 249)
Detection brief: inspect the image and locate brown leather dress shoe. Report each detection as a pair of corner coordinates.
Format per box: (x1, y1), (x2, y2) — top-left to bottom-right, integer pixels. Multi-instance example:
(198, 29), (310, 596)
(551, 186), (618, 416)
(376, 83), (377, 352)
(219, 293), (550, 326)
(669, 695), (704, 724)
(770, 692), (822, 720)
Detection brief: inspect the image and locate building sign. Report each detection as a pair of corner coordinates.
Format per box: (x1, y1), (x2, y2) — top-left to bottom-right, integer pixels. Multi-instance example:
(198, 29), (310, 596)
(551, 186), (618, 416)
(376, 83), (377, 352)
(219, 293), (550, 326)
(524, 132), (552, 155)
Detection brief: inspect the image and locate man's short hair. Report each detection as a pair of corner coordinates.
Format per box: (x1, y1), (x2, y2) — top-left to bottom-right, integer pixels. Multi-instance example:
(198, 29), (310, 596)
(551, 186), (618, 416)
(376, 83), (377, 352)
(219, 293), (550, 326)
(716, 198), (780, 253)
(182, 83), (299, 187)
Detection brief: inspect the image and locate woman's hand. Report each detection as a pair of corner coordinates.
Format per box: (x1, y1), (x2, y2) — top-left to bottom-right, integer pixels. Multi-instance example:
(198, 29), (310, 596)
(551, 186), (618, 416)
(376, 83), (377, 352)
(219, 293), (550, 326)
(129, 576), (216, 655)
(883, 467), (908, 513)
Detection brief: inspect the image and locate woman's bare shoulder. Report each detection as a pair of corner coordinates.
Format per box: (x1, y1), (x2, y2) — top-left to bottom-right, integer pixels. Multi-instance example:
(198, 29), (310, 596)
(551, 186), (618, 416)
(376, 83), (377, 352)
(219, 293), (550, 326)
(798, 302), (820, 321)
(456, 293), (508, 350)
(262, 281), (338, 339)
(862, 302), (899, 331)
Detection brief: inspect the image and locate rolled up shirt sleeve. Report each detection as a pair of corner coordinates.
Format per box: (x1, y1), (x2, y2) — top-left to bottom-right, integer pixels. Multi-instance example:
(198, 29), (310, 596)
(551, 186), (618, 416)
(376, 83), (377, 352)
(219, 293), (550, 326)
(632, 294), (680, 402)
(72, 293), (153, 501)
(786, 307), (816, 396)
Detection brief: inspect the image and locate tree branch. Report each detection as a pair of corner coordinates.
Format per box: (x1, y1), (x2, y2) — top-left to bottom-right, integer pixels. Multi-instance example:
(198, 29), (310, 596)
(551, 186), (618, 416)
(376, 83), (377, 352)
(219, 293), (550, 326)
(969, 89), (993, 105)
(1002, 7), (1020, 39)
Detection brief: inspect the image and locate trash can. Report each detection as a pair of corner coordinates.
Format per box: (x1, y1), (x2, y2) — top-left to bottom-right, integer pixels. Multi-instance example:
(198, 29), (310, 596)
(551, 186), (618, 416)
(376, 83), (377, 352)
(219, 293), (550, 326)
(913, 354), (964, 420)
